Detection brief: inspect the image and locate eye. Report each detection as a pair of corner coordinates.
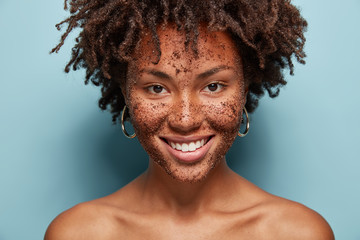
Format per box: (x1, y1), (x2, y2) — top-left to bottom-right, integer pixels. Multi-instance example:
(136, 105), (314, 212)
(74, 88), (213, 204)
(203, 82), (224, 93)
(147, 85), (168, 94)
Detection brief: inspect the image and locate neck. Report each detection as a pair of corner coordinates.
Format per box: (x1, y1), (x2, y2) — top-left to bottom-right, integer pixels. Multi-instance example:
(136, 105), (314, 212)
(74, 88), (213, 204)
(139, 158), (237, 214)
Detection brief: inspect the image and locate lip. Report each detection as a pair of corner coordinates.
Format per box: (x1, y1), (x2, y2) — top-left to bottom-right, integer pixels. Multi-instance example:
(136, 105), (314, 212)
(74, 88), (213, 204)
(160, 135), (215, 163)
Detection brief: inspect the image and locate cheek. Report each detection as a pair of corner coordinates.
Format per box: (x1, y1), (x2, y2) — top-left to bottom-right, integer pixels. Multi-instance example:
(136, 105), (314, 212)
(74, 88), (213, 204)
(203, 96), (244, 163)
(128, 97), (171, 169)
(129, 97), (169, 137)
(204, 96), (244, 134)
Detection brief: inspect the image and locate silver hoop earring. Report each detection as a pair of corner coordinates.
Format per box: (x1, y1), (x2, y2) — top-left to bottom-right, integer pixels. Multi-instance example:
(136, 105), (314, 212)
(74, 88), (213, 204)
(121, 105), (136, 139)
(238, 107), (250, 137)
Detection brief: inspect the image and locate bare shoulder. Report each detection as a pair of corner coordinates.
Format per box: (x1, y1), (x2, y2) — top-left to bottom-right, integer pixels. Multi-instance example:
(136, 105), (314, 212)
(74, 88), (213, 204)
(229, 177), (334, 239)
(44, 177), (145, 240)
(44, 200), (122, 240)
(260, 196), (334, 240)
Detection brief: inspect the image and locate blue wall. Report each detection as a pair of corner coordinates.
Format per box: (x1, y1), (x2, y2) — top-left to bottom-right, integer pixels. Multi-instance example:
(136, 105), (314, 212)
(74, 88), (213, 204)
(0, 1), (359, 239)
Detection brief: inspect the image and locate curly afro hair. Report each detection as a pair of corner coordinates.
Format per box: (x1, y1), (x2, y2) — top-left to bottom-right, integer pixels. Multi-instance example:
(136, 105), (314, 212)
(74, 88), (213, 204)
(52, 0), (307, 124)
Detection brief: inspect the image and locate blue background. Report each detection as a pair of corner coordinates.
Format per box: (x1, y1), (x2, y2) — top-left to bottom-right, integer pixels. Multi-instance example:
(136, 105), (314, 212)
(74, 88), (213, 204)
(0, 0), (359, 239)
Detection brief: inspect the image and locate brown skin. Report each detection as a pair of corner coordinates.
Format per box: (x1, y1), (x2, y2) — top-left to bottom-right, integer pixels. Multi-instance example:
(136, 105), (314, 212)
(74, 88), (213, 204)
(45, 25), (334, 240)
(126, 25), (245, 183)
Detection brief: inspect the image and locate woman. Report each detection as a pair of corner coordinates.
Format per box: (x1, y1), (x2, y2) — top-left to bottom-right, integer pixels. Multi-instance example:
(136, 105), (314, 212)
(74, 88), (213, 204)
(45, 0), (334, 239)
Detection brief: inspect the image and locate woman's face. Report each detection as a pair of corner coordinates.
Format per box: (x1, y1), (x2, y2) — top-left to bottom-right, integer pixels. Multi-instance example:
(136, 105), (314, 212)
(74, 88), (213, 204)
(125, 25), (246, 182)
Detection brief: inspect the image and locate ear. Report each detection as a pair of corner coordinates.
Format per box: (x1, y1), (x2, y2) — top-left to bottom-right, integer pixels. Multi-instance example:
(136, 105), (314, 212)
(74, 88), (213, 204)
(244, 86), (249, 104)
(120, 82), (128, 106)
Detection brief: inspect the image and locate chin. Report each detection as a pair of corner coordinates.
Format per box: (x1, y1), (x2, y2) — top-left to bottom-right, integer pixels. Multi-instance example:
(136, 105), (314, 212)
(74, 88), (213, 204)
(152, 150), (223, 184)
(166, 167), (213, 183)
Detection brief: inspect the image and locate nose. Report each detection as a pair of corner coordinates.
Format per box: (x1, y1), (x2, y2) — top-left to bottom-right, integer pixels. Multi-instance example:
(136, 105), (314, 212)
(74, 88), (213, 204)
(168, 95), (203, 134)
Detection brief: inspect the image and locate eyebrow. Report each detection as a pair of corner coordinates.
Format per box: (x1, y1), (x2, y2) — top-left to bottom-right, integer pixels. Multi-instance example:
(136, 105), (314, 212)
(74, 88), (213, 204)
(196, 65), (232, 80)
(141, 69), (172, 80)
(140, 65), (232, 80)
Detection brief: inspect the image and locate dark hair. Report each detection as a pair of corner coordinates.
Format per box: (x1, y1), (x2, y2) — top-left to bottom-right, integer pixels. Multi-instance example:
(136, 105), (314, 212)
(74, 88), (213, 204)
(52, 0), (307, 123)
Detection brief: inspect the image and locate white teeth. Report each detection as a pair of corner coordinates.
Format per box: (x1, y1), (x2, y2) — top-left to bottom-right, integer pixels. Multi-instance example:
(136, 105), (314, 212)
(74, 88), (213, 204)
(189, 142), (196, 151)
(168, 138), (208, 152)
(181, 143), (189, 152)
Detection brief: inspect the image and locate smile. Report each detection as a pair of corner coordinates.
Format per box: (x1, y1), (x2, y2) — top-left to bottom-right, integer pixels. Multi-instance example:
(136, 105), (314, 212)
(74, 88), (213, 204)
(160, 135), (214, 163)
(168, 138), (207, 152)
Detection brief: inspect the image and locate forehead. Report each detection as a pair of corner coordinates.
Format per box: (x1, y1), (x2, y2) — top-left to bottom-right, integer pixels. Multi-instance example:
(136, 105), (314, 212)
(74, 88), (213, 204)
(132, 24), (241, 73)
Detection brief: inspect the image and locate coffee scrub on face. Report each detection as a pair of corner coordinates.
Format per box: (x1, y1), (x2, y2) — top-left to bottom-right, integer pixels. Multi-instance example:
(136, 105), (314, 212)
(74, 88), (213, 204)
(124, 25), (246, 182)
